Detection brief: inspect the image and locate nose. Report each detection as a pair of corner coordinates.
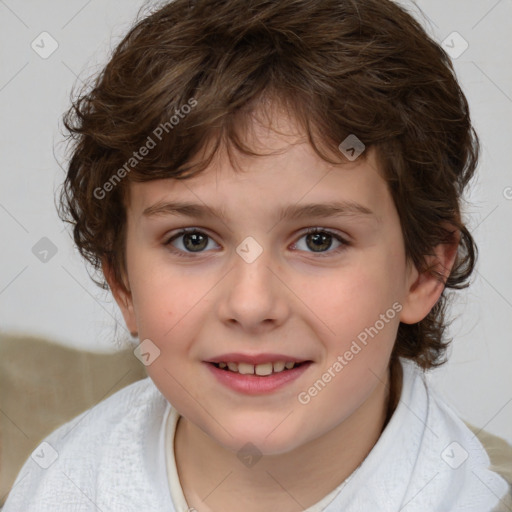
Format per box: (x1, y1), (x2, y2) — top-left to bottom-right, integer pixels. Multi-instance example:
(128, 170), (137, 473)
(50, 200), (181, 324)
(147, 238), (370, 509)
(217, 241), (291, 333)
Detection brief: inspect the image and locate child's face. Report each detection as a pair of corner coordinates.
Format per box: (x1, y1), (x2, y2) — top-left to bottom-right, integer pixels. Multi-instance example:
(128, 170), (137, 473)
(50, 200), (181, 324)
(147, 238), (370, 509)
(113, 108), (424, 455)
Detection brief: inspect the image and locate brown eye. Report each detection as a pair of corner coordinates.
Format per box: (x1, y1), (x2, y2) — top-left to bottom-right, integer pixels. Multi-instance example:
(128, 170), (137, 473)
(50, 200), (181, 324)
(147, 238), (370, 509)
(181, 232), (209, 252)
(165, 229), (217, 255)
(305, 231), (334, 252)
(293, 228), (349, 257)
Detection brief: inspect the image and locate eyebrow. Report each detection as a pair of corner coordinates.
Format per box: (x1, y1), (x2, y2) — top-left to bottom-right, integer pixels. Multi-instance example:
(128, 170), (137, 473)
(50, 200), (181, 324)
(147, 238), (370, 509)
(142, 200), (377, 223)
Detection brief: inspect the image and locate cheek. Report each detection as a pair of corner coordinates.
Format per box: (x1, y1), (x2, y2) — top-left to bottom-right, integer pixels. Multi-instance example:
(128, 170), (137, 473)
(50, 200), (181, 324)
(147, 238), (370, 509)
(125, 243), (188, 334)
(304, 255), (402, 388)
(311, 255), (400, 331)
(131, 277), (187, 339)
(129, 264), (221, 357)
(299, 266), (399, 418)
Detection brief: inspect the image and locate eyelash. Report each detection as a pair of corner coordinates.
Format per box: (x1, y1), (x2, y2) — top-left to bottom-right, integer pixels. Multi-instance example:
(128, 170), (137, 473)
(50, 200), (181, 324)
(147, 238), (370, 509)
(163, 227), (350, 258)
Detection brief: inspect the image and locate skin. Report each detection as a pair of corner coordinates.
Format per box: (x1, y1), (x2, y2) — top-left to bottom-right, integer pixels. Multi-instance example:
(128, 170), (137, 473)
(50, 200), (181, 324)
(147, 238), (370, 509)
(104, 103), (458, 512)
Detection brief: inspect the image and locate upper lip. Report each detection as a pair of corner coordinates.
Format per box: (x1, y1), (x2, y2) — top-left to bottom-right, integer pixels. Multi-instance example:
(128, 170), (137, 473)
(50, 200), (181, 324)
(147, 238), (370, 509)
(204, 353), (311, 365)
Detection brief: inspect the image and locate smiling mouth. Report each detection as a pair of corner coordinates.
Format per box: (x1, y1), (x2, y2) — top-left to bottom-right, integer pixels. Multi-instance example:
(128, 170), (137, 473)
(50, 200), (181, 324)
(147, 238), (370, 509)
(209, 361), (309, 376)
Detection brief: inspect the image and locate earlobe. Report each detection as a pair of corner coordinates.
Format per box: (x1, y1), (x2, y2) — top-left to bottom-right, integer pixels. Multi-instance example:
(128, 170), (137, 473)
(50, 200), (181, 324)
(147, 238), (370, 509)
(102, 258), (138, 336)
(399, 229), (459, 325)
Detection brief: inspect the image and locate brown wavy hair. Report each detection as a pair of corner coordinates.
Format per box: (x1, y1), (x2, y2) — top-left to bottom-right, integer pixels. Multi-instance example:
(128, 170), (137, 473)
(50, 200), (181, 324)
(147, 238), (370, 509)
(58, 0), (478, 371)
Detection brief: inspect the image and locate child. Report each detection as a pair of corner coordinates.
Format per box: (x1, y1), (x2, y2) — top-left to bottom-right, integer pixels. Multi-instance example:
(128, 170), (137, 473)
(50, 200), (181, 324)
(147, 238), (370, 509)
(4, 0), (512, 510)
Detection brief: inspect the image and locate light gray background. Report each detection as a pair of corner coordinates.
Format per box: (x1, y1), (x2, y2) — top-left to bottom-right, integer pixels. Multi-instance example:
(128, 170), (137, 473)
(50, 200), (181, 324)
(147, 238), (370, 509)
(1, 0), (511, 443)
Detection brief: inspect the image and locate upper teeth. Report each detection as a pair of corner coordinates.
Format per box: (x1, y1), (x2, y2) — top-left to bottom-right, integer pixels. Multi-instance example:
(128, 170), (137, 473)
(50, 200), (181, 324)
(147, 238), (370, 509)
(217, 361), (297, 375)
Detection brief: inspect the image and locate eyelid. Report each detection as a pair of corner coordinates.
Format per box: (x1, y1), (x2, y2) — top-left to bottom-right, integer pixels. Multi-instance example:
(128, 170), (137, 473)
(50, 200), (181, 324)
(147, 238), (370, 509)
(302, 226), (351, 242)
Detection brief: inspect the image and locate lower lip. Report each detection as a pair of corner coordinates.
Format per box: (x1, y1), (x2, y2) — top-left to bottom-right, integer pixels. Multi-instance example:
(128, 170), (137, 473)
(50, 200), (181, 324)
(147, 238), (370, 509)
(204, 362), (313, 395)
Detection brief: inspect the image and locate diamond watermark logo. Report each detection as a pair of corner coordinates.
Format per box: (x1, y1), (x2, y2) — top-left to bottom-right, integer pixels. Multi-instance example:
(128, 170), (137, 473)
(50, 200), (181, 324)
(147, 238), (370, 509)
(32, 237), (58, 263)
(237, 442), (263, 468)
(441, 31), (469, 59)
(441, 441), (469, 469)
(236, 236), (263, 264)
(338, 134), (365, 161)
(31, 441), (58, 469)
(134, 338), (161, 366)
(31, 32), (59, 59)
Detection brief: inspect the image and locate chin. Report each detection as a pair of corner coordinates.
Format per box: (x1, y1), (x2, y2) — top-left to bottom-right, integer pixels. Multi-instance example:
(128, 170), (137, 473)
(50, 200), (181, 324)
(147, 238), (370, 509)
(213, 420), (309, 457)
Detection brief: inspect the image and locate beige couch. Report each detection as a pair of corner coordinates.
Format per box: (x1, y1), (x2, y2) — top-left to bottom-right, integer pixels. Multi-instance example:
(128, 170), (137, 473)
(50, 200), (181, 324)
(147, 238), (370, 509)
(0, 332), (147, 505)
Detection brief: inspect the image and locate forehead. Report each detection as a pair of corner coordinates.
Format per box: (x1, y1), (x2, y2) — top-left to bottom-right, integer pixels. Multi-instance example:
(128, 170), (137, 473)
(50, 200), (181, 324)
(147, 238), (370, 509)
(125, 107), (391, 224)
(126, 152), (389, 234)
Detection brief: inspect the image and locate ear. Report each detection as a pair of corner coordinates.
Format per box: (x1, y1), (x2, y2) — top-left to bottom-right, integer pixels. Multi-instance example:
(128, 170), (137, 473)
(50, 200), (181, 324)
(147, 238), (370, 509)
(399, 226), (460, 324)
(102, 258), (138, 336)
